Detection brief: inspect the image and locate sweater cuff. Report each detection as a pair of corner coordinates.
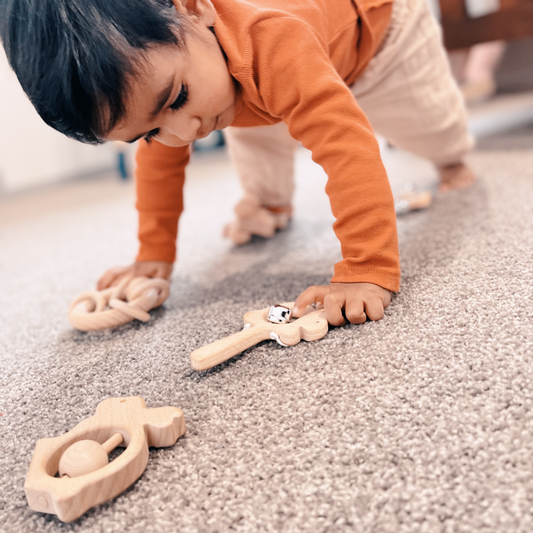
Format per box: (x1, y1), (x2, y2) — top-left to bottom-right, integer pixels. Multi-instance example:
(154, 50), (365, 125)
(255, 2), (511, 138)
(136, 244), (176, 264)
(331, 260), (400, 292)
(136, 213), (178, 263)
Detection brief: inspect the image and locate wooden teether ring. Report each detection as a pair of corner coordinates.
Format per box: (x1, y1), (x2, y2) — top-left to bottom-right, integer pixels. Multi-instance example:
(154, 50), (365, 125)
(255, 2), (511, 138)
(108, 298), (152, 322)
(124, 277), (169, 308)
(68, 276), (170, 331)
(70, 291), (108, 314)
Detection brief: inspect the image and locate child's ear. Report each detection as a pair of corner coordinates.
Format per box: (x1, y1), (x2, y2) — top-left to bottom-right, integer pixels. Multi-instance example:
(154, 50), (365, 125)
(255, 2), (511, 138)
(170, 0), (216, 27)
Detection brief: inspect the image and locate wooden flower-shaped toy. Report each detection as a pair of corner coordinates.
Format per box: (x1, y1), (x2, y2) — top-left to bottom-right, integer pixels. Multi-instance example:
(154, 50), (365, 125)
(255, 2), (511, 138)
(191, 302), (328, 370)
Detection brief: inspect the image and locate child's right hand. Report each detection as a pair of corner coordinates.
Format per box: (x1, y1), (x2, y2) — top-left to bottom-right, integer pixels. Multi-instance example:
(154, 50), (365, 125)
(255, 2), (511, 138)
(292, 282), (392, 326)
(96, 261), (173, 290)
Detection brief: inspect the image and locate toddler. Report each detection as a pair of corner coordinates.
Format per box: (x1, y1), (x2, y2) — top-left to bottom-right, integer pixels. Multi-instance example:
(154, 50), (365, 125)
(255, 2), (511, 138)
(0, 0), (474, 326)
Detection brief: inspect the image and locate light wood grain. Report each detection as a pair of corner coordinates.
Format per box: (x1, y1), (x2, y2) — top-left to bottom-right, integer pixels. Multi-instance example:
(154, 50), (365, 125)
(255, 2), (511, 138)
(58, 439), (110, 478)
(58, 433), (124, 478)
(191, 302), (328, 371)
(25, 397), (186, 522)
(68, 277), (170, 331)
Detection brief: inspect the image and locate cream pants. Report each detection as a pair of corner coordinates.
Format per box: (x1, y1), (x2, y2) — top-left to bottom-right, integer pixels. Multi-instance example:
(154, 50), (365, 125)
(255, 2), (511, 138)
(224, 0), (475, 208)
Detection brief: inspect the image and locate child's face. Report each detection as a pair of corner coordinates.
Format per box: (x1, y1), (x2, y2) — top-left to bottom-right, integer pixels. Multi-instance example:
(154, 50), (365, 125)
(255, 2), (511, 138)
(105, 16), (235, 147)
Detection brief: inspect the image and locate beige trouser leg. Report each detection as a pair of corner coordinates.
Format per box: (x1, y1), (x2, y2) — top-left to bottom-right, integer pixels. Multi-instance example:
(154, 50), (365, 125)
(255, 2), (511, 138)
(223, 0), (474, 244)
(223, 122), (299, 244)
(349, 0), (474, 166)
(225, 122), (299, 207)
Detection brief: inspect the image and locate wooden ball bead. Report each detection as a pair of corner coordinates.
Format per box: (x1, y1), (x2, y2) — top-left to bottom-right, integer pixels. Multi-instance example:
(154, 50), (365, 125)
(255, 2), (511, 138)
(59, 440), (109, 478)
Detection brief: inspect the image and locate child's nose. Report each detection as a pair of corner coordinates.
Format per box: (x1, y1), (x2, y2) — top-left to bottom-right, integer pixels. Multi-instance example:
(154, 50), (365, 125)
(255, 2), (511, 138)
(165, 116), (202, 143)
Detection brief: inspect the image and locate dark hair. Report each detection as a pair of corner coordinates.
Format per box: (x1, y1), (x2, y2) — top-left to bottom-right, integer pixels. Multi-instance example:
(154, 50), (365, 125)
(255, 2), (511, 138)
(0, 0), (189, 144)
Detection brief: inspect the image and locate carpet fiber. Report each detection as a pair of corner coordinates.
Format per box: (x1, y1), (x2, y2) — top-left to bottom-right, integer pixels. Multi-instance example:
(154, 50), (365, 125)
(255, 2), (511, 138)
(1, 128), (533, 532)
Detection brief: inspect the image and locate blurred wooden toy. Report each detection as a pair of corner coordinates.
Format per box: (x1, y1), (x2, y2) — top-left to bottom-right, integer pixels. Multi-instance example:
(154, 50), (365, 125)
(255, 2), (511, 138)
(191, 302), (328, 371)
(25, 397), (186, 523)
(394, 185), (433, 215)
(223, 194), (291, 245)
(68, 276), (170, 331)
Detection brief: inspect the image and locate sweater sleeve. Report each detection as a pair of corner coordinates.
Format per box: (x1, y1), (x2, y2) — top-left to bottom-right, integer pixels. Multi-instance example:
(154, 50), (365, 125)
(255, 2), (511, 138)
(246, 17), (400, 292)
(135, 139), (190, 263)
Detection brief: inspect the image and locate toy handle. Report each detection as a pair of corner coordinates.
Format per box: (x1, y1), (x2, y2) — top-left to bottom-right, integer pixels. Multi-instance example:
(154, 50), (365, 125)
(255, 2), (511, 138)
(191, 324), (270, 371)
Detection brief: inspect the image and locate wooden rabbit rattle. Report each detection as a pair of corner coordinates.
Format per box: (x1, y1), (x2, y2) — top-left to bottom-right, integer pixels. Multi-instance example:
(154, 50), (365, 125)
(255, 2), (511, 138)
(191, 302), (329, 370)
(24, 397), (186, 523)
(68, 276), (170, 331)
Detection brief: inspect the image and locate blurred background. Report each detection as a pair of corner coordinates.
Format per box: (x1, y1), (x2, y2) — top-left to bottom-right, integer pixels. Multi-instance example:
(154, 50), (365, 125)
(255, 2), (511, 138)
(0, 0), (532, 211)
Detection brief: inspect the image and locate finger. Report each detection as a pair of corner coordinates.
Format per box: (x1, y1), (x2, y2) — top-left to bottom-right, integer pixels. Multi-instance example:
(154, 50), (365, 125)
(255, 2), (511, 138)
(293, 286), (329, 317)
(323, 292), (346, 327)
(345, 298), (366, 325)
(109, 272), (131, 288)
(97, 270), (122, 290)
(364, 296), (385, 321)
(137, 266), (157, 279)
(155, 265), (172, 280)
(382, 290), (392, 309)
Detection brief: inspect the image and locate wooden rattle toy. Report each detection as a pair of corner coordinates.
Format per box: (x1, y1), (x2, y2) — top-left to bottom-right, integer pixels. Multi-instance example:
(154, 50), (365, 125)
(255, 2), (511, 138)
(394, 186), (433, 215)
(191, 302), (328, 371)
(68, 276), (170, 331)
(24, 397), (186, 522)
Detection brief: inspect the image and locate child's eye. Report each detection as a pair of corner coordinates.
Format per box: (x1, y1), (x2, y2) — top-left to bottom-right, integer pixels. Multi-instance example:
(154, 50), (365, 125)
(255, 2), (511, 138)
(144, 128), (160, 143)
(170, 84), (188, 111)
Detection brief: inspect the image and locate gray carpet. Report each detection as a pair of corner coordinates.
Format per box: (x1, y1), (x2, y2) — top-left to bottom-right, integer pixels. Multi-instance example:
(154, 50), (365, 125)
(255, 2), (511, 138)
(1, 128), (533, 532)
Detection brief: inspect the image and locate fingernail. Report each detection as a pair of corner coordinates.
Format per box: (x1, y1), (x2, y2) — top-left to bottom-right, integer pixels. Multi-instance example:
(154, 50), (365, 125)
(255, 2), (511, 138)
(292, 306), (299, 316)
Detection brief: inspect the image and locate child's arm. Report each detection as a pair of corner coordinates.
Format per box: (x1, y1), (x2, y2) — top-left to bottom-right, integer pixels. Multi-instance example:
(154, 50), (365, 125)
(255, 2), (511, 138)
(97, 140), (189, 289)
(237, 17), (400, 322)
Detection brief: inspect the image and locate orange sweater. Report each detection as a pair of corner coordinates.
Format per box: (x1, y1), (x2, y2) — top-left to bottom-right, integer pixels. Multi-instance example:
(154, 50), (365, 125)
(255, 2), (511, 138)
(136, 0), (400, 292)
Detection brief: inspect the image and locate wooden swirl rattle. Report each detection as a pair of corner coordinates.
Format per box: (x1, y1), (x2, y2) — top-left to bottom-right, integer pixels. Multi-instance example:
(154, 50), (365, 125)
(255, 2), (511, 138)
(191, 302), (329, 370)
(68, 276), (170, 331)
(24, 397), (186, 523)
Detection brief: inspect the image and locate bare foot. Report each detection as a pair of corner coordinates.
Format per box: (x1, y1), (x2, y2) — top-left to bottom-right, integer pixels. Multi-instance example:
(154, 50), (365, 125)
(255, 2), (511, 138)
(223, 195), (292, 245)
(438, 162), (476, 193)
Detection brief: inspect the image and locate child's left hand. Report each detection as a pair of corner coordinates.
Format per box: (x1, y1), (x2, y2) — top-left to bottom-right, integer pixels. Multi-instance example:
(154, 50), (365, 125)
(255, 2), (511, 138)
(292, 282), (392, 326)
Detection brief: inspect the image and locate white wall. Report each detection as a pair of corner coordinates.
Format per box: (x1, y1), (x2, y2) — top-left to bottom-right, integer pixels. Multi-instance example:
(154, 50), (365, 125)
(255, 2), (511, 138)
(0, 48), (115, 193)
